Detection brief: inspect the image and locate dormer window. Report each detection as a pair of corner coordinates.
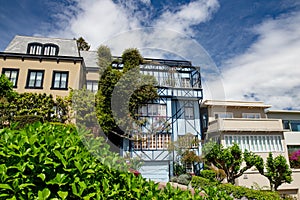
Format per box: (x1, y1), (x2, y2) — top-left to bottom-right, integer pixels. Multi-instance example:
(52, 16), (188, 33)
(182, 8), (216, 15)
(27, 42), (43, 55)
(27, 43), (59, 56)
(43, 43), (59, 56)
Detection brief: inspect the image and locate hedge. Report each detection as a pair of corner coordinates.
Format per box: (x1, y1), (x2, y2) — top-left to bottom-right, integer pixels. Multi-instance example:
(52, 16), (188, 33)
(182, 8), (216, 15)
(0, 122), (206, 199)
(191, 176), (281, 200)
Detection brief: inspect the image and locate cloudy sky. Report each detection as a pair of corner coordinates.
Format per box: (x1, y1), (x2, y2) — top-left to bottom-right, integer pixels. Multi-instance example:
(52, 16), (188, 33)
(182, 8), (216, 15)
(1, 0), (300, 109)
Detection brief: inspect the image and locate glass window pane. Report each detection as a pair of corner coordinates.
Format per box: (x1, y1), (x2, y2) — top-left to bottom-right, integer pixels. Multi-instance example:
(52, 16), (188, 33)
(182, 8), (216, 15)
(29, 72), (36, 87)
(266, 136), (271, 152)
(54, 73), (60, 88)
(262, 136), (266, 152)
(60, 74), (67, 88)
(278, 136), (283, 151)
(61, 73), (67, 81)
(87, 82), (92, 91)
(93, 83), (98, 92)
(245, 136), (250, 150)
(11, 71), (17, 79)
(4, 71), (11, 77)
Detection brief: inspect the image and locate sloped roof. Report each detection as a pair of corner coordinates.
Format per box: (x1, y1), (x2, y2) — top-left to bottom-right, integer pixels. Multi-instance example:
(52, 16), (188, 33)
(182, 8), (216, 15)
(80, 50), (99, 69)
(4, 35), (80, 57)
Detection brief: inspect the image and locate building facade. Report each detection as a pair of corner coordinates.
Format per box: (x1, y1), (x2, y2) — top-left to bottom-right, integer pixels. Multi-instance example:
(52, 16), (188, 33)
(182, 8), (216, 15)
(267, 110), (300, 198)
(115, 58), (203, 182)
(201, 100), (300, 198)
(0, 35), (86, 97)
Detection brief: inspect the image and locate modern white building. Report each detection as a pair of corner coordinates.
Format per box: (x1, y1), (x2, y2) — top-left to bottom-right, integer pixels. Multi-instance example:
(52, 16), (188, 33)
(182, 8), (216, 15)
(201, 100), (300, 198)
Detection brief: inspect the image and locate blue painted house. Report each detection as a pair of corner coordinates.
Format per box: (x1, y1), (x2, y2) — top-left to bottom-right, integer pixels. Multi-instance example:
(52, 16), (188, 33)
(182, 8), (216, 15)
(117, 58), (203, 182)
(80, 51), (203, 182)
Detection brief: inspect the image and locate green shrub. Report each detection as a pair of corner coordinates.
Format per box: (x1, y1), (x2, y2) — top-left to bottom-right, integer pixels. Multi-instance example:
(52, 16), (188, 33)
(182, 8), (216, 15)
(174, 162), (186, 176)
(191, 176), (280, 200)
(200, 170), (216, 181)
(218, 184), (281, 200)
(202, 186), (233, 200)
(170, 176), (178, 183)
(0, 122), (208, 199)
(177, 174), (192, 185)
(191, 176), (219, 189)
(13, 115), (44, 128)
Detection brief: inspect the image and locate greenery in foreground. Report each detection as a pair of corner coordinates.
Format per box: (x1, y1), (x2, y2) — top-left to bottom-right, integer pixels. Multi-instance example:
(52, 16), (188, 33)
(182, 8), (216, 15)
(203, 142), (292, 191)
(0, 122), (234, 199)
(191, 176), (281, 200)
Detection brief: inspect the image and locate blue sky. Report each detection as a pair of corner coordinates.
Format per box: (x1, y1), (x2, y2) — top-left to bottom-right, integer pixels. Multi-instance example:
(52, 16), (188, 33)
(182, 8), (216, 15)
(1, 0), (300, 109)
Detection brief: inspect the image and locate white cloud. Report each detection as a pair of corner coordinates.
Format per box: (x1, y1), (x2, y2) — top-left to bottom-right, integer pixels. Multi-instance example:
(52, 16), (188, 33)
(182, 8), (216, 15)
(154, 0), (219, 35)
(220, 12), (300, 109)
(52, 0), (141, 49)
(50, 0), (224, 100)
(50, 0), (219, 54)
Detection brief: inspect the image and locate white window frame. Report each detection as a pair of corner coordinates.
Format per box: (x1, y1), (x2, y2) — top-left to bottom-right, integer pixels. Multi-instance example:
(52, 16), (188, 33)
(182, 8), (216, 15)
(242, 113), (261, 119)
(214, 112), (233, 119)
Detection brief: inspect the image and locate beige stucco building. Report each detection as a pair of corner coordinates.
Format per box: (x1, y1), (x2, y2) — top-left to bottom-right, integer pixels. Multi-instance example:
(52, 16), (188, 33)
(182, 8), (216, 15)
(201, 100), (300, 198)
(0, 35), (86, 97)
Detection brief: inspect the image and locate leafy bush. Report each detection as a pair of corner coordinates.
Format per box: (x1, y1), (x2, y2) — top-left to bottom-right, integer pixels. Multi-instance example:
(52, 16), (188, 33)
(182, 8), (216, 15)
(200, 170), (216, 181)
(177, 174), (192, 185)
(13, 115), (44, 128)
(202, 186), (233, 200)
(218, 184), (281, 200)
(191, 176), (281, 200)
(191, 176), (219, 189)
(0, 122), (209, 199)
(174, 162), (186, 176)
(170, 176), (178, 183)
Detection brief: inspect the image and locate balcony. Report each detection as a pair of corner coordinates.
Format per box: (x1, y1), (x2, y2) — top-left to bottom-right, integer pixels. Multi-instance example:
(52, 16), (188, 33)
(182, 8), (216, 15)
(207, 118), (283, 133)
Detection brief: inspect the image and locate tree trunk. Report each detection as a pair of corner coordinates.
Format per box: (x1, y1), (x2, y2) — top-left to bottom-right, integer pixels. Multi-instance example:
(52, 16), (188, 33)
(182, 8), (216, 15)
(228, 174), (235, 185)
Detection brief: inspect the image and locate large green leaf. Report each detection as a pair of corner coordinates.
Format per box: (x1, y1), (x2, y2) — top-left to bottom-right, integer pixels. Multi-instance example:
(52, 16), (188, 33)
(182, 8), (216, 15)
(0, 184), (13, 191)
(57, 191), (68, 200)
(37, 188), (51, 200)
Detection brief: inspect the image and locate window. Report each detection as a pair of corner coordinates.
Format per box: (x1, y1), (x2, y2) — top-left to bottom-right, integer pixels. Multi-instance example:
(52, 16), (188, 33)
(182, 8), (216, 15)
(242, 113), (261, 119)
(214, 112), (233, 119)
(51, 71), (68, 90)
(138, 104), (167, 117)
(185, 107), (194, 119)
(282, 120), (290, 130)
(27, 42), (43, 55)
(290, 120), (300, 132)
(26, 70), (44, 89)
(281, 120), (300, 131)
(43, 44), (59, 56)
(86, 80), (98, 93)
(181, 78), (191, 88)
(27, 42), (59, 56)
(2, 68), (19, 88)
(224, 135), (283, 152)
(134, 133), (170, 150)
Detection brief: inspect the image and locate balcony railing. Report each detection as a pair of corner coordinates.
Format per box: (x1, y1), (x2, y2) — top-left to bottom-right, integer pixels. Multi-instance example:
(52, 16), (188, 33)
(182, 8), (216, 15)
(207, 118), (283, 133)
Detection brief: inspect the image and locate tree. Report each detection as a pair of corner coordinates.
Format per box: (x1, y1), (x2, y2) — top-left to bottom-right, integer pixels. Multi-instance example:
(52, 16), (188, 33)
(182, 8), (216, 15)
(70, 88), (99, 131)
(95, 47), (158, 147)
(0, 74), (15, 98)
(260, 152), (292, 191)
(203, 142), (263, 184)
(76, 37), (90, 51)
(97, 45), (112, 72)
